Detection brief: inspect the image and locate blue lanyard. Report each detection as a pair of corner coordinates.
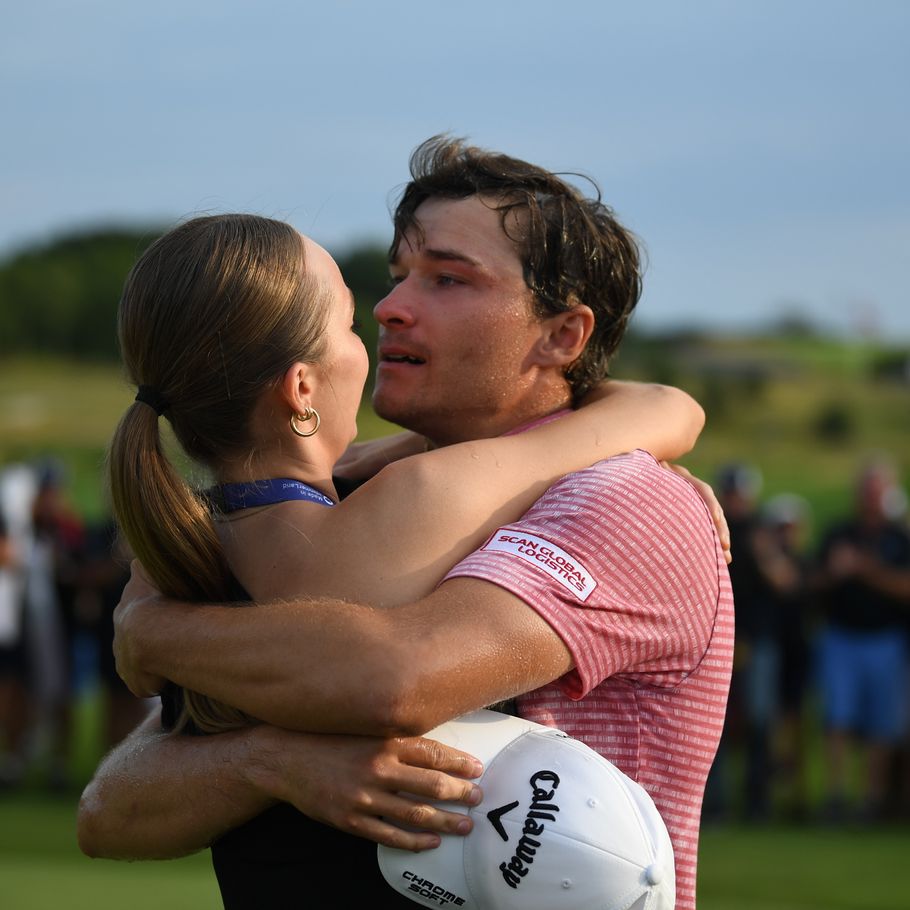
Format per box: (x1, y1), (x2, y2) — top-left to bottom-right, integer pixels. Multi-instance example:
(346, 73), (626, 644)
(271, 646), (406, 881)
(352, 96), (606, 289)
(217, 478), (336, 512)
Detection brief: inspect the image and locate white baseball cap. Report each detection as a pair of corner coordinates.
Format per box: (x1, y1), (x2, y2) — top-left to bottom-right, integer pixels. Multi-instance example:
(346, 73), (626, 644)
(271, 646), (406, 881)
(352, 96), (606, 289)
(378, 709), (675, 910)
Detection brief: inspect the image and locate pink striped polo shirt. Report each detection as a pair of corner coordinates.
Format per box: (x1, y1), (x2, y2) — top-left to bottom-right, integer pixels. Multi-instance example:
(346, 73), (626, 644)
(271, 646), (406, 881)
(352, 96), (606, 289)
(444, 449), (734, 910)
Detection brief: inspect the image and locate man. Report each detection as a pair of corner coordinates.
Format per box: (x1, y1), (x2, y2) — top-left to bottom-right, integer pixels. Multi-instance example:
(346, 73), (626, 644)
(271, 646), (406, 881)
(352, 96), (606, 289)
(79, 137), (733, 910)
(816, 459), (910, 822)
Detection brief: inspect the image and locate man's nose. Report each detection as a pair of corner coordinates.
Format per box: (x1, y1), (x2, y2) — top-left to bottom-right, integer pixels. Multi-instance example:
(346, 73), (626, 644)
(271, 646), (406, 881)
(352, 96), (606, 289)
(374, 281), (417, 328)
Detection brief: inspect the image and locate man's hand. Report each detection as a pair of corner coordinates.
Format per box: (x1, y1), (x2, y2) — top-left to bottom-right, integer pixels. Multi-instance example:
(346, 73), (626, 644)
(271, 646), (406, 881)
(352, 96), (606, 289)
(247, 727), (483, 851)
(661, 462), (732, 564)
(79, 711), (484, 859)
(113, 561), (167, 697)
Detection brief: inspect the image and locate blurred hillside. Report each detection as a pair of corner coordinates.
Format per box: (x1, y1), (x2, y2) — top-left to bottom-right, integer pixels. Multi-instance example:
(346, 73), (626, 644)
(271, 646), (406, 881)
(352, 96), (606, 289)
(613, 330), (910, 533)
(1, 227), (908, 534)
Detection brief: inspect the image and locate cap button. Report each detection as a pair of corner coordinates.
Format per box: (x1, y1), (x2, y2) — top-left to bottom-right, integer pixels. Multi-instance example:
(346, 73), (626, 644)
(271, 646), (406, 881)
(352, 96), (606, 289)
(645, 863), (663, 885)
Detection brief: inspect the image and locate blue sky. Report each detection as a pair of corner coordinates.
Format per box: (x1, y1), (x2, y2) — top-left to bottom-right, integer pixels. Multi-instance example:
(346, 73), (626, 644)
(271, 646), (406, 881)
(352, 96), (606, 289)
(3, 0), (908, 337)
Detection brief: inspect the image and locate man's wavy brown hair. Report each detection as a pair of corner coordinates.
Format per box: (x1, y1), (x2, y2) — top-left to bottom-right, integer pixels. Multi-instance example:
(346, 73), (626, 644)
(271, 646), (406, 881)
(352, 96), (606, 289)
(390, 136), (643, 399)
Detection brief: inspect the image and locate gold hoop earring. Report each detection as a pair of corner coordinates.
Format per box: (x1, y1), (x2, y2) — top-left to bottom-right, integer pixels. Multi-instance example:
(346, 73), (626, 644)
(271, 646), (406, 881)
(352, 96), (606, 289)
(290, 407), (320, 438)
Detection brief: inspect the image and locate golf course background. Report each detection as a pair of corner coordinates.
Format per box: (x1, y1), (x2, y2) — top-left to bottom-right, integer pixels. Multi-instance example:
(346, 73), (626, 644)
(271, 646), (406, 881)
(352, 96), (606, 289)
(2, 231), (909, 908)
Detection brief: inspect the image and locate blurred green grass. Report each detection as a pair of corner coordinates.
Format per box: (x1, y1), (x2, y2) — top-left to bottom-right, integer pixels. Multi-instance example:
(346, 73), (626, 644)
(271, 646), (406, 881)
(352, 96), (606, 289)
(3, 784), (909, 910)
(1, 790), (218, 910)
(1, 688), (904, 910)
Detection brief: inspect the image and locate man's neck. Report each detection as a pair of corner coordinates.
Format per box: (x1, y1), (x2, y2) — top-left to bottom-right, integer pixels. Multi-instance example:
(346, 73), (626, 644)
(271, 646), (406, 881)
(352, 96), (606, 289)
(425, 395), (573, 448)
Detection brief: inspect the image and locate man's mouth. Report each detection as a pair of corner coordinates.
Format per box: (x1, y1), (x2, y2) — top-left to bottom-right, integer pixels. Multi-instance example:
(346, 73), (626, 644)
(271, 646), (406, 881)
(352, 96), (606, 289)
(382, 353), (426, 365)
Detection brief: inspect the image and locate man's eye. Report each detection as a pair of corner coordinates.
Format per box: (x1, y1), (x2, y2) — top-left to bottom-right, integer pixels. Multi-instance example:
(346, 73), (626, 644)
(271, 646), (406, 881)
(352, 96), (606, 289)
(388, 274), (405, 288)
(436, 275), (459, 287)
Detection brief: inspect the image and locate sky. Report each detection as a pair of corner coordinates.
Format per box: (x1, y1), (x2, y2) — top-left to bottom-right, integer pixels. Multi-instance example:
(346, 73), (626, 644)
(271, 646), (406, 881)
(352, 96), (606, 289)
(3, 0), (909, 338)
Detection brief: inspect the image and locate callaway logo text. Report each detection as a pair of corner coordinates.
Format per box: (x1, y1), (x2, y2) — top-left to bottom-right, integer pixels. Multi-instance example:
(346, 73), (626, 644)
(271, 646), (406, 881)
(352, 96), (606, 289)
(499, 770), (561, 889)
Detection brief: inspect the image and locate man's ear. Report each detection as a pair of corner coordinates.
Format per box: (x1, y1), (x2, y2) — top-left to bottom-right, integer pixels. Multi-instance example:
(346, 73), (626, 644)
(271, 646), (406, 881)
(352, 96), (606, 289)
(531, 304), (595, 368)
(278, 362), (318, 413)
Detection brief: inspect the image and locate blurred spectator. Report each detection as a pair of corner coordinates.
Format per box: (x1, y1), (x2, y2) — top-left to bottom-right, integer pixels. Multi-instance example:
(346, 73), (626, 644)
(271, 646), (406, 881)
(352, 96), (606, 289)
(704, 463), (775, 820)
(0, 501), (27, 785)
(815, 458), (910, 822)
(704, 469), (815, 824)
(77, 520), (146, 747)
(0, 465), (37, 787)
(26, 461), (86, 790)
(1, 459), (146, 791)
(755, 493), (813, 820)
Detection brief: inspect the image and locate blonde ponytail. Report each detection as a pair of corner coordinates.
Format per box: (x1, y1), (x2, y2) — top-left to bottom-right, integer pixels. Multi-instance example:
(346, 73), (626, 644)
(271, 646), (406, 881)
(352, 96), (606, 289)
(108, 402), (252, 733)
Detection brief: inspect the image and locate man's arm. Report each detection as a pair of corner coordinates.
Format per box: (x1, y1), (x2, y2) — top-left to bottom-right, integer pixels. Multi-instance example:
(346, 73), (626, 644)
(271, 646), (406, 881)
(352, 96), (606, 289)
(827, 542), (910, 601)
(857, 557), (910, 601)
(115, 454), (721, 737)
(78, 709), (270, 859)
(78, 706), (484, 859)
(115, 573), (573, 737)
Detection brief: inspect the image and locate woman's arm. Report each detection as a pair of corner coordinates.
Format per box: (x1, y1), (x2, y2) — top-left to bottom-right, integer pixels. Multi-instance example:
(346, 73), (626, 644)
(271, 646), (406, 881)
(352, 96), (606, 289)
(261, 381), (703, 605)
(333, 381), (697, 483)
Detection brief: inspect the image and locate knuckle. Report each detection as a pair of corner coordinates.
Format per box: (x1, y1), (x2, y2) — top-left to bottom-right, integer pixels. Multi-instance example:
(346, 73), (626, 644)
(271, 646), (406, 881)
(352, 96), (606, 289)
(365, 753), (391, 779)
(342, 814), (363, 834)
(349, 788), (374, 811)
(383, 829), (415, 851)
(426, 740), (463, 770)
(426, 773), (452, 801)
(422, 740), (447, 768)
(403, 802), (433, 827)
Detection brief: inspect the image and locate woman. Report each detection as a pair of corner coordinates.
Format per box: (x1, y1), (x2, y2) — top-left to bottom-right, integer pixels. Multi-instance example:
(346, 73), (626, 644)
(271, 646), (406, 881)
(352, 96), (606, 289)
(105, 213), (705, 905)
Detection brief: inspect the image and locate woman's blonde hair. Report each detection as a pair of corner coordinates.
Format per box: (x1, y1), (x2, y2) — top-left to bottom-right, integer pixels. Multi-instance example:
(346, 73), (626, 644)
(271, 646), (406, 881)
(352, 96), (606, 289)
(109, 214), (329, 732)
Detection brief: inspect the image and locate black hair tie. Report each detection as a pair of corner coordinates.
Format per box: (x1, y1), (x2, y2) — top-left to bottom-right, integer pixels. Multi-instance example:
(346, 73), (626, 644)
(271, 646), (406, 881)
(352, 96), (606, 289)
(135, 385), (169, 416)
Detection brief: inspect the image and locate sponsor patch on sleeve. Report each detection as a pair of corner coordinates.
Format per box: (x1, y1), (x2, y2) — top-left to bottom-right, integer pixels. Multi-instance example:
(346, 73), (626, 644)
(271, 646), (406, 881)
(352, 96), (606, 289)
(481, 528), (597, 602)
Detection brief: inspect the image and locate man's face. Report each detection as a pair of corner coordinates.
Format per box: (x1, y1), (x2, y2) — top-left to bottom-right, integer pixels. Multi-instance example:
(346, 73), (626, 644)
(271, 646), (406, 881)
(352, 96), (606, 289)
(372, 195), (553, 445)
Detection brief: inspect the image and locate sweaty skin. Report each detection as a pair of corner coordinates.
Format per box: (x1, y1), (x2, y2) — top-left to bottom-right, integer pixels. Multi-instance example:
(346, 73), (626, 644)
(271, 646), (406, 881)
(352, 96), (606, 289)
(79, 196), (725, 865)
(80, 382), (706, 859)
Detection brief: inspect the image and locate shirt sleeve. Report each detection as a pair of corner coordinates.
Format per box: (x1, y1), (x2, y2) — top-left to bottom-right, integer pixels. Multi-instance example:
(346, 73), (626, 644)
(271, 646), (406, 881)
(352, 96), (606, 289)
(443, 450), (724, 699)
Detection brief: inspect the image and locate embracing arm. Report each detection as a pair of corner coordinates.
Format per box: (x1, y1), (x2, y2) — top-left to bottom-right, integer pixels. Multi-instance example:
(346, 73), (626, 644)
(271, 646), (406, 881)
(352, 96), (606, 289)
(264, 381), (703, 604)
(116, 574), (571, 737)
(78, 705), (485, 859)
(77, 709), (269, 859)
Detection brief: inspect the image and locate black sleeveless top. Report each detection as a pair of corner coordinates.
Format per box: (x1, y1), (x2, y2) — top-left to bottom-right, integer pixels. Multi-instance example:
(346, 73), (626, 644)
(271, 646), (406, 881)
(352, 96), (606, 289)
(162, 683), (418, 909)
(163, 473), (418, 907)
(161, 478), (415, 910)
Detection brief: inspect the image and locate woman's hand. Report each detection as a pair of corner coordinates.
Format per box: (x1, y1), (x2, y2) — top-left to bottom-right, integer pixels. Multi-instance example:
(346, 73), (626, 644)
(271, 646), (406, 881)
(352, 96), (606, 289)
(661, 461), (732, 563)
(251, 727), (484, 851)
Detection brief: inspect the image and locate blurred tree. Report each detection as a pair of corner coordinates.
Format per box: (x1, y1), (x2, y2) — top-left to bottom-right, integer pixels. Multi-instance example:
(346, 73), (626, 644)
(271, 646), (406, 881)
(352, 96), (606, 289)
(0, 228), (160, 360)
(0, 230), (393, 393)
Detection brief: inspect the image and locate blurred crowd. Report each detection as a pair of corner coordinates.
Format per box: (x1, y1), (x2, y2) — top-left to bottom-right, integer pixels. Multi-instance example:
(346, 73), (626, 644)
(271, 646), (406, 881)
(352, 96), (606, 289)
(0, 461), (146, 792)
(1, 454), (909, 826)
(704, 456), (910, 825)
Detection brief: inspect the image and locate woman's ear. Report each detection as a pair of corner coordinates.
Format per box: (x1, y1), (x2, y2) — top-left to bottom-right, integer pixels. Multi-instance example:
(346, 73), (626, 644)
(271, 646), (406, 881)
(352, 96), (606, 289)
(531, 304), (595, 368)
(279, 362), (318, 413)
